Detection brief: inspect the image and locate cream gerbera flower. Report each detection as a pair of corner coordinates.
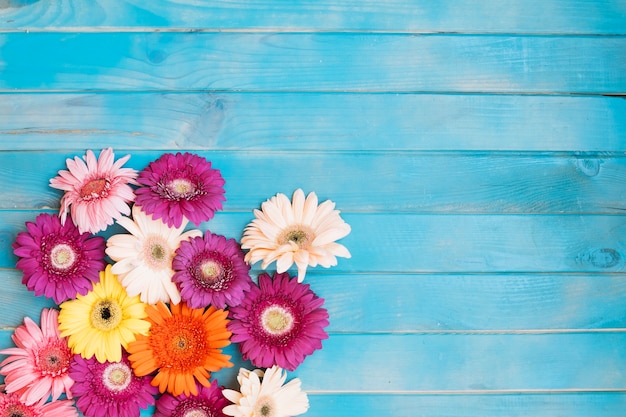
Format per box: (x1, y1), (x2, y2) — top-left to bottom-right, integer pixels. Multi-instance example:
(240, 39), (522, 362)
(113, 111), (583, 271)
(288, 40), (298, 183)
(241, 189), (351, 282)
(222, 366), (309, 417)
(58, 265), (151, 363)
(106, 204), (202, 305)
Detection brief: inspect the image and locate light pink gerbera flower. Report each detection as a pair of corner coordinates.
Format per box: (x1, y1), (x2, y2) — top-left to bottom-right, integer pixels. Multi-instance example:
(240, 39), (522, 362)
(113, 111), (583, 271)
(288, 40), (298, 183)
(106, 204), (202, 305)
(134, 152), (226, 228)
(12, 213), (106, 304)
(228, 272), (329, 371)
(49, 147), (138, 234)
(0, 308), (74, 406)
(0, 391), (78, 417)
(222, 366), (309, 417)
(241, 189), (351, 282)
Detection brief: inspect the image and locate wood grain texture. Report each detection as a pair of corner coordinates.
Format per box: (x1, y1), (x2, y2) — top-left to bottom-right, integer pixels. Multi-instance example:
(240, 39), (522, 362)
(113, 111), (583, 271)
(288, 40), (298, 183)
(0, 33), (624, 93)
(1, 93), (625, 152)
(1, 0), (625, 34)
(1, 211), (626, 274)
(2, 150), (626, 214)
(2, 268), (625, 332)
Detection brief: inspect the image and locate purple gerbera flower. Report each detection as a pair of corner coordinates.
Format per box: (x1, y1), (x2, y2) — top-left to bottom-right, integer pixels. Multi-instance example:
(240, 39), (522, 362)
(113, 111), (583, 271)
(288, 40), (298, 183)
(12, 213), (106, 303)
(228, 272), (329, 371)
(154, 379), (229, 417)
(135, 152), (226, 228)
(172, 232), (252, 309)
(69, 352), (158, 417)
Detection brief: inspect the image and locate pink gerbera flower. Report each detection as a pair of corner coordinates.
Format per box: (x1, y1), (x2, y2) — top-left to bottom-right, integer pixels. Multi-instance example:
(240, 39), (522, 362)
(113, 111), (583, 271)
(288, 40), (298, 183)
(154, 379), (229, 417)
(69, 352), (158, 417)
(0, 309), (73, 406)
(172, 232), (252, 309)
(0, 391), (78, 417)
(49, 147), (138, 234)
(134, 152), (225, 228)
(12, 213), (106, 304)
(228, 272), (329, 371)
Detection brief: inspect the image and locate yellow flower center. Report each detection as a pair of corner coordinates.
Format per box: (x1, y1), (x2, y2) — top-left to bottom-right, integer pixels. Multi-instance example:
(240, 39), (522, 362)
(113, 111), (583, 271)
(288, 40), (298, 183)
(90, 300), (123, 331)
(184, 410), (208, 417)
(261, 306), (294, 335)
(277, 225), (314, 249)
(103, 362), (132, 392)
(50, 243), (76, 270)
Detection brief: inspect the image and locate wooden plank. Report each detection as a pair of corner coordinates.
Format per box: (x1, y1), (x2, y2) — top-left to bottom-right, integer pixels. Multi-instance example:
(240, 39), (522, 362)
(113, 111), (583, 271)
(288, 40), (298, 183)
(2, 211), (626, 274)
(131, 393), (626, 417)
(1, 0), (625, 34)
(2, 268), (625, 332)
(1, 93), (625, 152)
(0, 33), (624, 93)
(2, 150), (626, 214)
(1, 331), (623, 391)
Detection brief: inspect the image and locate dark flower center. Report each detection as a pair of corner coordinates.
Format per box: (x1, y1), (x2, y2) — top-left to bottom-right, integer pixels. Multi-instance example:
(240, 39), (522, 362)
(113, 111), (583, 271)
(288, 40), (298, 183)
(91, 300), (122, 330)
(278, 225), (314, 249)
(80, 178), (110, 200)
(256, 396), (275, 417)
(35, 341), (71, 376)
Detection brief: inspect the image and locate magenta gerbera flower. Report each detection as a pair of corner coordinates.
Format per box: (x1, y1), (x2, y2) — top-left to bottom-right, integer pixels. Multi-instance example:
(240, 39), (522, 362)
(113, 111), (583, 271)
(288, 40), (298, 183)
(69, 351), (158, 417)
(228, 272), (329, 371)
(0, 309), (73, 406)
(49, 147), (138, 234)
(134, 152), (226, 228)
(12, 213), (106, 303)
(172, 232), (252, 309)
(154, 379), (229, 417)
(0, 392), (77, 417)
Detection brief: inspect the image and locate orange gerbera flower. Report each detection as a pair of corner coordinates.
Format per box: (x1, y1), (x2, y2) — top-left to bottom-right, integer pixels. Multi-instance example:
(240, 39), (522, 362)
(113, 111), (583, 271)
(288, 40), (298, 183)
(126, 301), (232, 397)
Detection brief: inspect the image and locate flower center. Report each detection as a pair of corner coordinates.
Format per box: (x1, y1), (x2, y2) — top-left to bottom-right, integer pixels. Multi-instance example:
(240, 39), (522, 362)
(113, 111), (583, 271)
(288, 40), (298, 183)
(166, 178), (197, 200)
(183, 410), (209, 417)
(255, 396), (276, 417)
(90, 300), (123, 331)
(49, 243), (76, 270)
(143, 236), (171, 270)
(151, 318), (208, 371)
(80, 178), (109, 200)
(35, 341), (71, 377)
(102, 362), (132, 392)
(261, 306), (294, 336)
(277, 225), (313, 249)
(192, 253), (230, 290)
(6, 405), (31, 417)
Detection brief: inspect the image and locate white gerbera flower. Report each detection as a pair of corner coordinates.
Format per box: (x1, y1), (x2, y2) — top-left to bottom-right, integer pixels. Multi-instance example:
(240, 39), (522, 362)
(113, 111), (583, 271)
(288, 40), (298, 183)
(105, 204), (202, 305)
(241, 189), (351, 282)
(222, 366), (309, 417)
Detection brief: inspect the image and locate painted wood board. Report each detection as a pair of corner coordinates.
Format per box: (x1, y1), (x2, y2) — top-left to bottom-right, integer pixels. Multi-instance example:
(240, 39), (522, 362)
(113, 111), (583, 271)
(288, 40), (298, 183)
(1, 93), (625, 152)
(1, 0), (625, 34)
(0, 33), (624, 93)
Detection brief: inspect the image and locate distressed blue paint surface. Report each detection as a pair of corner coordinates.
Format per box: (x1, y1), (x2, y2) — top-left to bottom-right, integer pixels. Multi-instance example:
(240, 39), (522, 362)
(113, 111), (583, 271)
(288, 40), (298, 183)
(0, 1), (624, 416)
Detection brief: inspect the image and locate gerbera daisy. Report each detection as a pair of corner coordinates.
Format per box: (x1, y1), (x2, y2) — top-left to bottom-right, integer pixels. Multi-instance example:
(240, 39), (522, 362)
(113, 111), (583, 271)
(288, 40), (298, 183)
(57, 265), (151, 363)
(241, 188), (351, 282)
(227, 272), (329, 371)
(0, 308), (73, 405)
(49, 147), (138, 234)
(126, 301), (233, 397)
(69, 351), (158, 417)
(172, 232), (252, 309)
(222, 366), (309, 417)
(134, 152), (225, 228)
(12, 213), (106, 304)
(154, 379), (229, 417)
(106, 204), (202, 305)
(0, 391), (78, 417)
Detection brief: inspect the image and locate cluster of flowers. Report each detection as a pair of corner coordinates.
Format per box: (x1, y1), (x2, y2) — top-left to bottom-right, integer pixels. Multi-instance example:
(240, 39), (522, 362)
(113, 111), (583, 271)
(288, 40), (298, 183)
(0, 148), (351, 417)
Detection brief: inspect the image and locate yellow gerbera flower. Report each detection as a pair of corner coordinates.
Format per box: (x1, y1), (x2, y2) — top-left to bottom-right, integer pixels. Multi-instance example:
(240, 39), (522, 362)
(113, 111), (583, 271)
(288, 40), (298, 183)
(58, 264), (151, 363)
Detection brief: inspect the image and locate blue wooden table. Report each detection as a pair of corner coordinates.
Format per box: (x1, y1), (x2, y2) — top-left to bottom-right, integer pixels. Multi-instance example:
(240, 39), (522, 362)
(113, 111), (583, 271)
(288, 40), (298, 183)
(0, 1), (625, 416)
